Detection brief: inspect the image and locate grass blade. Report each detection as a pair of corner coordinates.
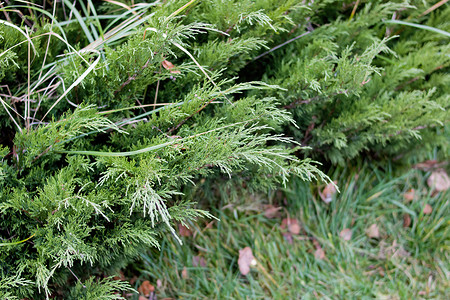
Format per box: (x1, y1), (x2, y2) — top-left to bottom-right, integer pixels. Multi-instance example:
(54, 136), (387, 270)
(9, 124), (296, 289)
(59, 118), (256, 156)
(41, 52), (101, 122)
(0, 233), (35, 247)
(62, 0), (95, 43)
(383, 19), (450, 37)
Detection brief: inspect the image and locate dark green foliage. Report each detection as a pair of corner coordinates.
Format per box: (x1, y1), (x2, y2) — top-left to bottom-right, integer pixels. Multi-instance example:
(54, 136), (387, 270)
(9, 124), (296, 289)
(252, 1), (450, 164)
(0, 0), (448, 298)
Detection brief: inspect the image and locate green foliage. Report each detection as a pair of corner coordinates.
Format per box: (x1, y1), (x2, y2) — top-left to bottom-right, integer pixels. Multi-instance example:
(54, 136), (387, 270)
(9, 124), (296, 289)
(0, 0), (448, 298)
(0, 1), (327, 298)
(67, 277), (134, 300)
(252, 0), (450, 164)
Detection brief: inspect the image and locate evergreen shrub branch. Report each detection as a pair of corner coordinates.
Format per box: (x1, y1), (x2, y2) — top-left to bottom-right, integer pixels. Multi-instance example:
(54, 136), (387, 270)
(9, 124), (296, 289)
(0, 0), (448, 298)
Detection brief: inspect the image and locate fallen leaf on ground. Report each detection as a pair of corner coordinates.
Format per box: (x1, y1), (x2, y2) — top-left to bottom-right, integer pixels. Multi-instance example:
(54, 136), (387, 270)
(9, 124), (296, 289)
(423, 204), (433, 214)
(427, 169), (450, 192)
(238, 247), (256, 276)
(366, 224), (380, 238)
(403, 214), (411, 228)
(403, 189), (415, 202)
(192, 256), (207, 267)
(181, 266), (188, 279)
(178, 224), (192, 237)
(263, 205), (282, 219)
(281, 218), (301, 235)
(320, 181), (338, 203)
(339, 228), (352, 241)
(138, 280), (155, 296)
(314, 248), (325, 260)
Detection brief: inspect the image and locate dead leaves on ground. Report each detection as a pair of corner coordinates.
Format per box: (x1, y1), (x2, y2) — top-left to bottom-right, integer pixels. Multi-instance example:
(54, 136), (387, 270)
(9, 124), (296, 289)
(366, 224), (380, 239)
(314, 248), (326, 260)
(281, 218), (301, 235)
(312, 239), (326, 260)
(403, 213), (411, 228)
(181, 266), (188, 279)
(319, 181), (338, 203)
(263, 204), (282, 219)
(427, 169), (450, 192)
(401, 166), (449, 227)
(423, 204), (433, 215)
(339, 228), (352, 241)
(403, 188), (416, 202)
(138, 280), (155, 297)
(238, 247), (257, 275)
(192, 255), (207, 267)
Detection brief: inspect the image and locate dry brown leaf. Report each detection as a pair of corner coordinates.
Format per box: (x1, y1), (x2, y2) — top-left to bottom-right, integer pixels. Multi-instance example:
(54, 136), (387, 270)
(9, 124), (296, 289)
(192, 256), (206, 267)
(138, 280), (155, 296)
(238, 247), (256, 276)
(264, 205), (281, 219)
(281, 218), (301, 235)
(314, 248), (325, 260)
(423, 204), (433, 215)
(320, 181), (337, 203)
(162, 60), (181, 74)
(366, 224), (380, 238)
(162, 60), (175, 70)
(339, 228), (352, 241)
(403, 214), (411, 228)
(178, 224), (192, 237)
(427, 169), (450, 192)
(181, 266), (188, 279)
(403, 189), (415, 202)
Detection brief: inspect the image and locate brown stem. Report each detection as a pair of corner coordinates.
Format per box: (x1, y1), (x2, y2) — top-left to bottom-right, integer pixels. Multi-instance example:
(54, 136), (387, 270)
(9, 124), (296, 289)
(167, 97), (216, 135)
(114, 58), (152, 95)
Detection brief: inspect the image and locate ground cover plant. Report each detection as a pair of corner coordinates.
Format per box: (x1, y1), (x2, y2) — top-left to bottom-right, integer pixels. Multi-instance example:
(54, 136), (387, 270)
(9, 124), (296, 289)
(0, 0), (448, 299)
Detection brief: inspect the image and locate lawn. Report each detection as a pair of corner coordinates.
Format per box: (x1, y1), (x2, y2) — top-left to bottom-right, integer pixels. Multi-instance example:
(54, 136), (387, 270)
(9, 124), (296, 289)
(131, 161), (449, 299)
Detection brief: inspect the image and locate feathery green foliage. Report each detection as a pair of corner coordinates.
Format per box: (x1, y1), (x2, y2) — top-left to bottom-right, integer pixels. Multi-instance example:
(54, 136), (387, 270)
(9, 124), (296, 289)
(0, 1), (327, 298)
(0, 0), (448, 298)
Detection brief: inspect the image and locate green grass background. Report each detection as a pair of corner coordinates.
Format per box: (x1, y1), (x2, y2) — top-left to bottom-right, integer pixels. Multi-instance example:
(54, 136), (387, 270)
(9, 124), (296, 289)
(130, 161), (449, 299)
